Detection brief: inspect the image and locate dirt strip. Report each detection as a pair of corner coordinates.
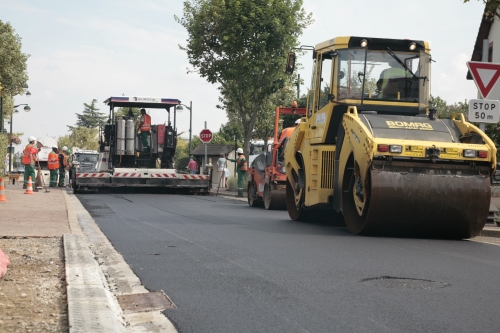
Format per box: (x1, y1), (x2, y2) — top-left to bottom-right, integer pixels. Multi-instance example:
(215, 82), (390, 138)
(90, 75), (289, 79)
(0, 237), (68, 333)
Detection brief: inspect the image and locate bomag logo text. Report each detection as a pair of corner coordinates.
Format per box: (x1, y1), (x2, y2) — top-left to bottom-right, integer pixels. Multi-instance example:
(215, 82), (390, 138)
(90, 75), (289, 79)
(386, 121), (433, 130)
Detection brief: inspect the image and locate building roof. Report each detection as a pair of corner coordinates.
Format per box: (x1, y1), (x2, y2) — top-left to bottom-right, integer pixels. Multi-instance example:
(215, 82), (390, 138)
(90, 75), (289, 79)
(190, 144), (235, 156)
(467, 6), (495, 79)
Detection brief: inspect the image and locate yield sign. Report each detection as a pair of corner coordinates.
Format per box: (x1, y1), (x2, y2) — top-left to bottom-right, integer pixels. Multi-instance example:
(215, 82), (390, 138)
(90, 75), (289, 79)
(467, 61), (500, 98)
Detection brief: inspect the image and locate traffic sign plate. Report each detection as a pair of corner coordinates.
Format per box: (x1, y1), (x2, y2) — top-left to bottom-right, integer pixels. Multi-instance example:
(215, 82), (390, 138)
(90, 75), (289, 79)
(467, 61), (500, 99)
(468, 99), (500, 124)
(199, 129), (213, 143)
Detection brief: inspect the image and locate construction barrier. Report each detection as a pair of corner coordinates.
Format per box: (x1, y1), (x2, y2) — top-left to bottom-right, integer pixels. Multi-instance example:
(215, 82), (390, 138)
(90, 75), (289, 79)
(25, 176), (35, 195)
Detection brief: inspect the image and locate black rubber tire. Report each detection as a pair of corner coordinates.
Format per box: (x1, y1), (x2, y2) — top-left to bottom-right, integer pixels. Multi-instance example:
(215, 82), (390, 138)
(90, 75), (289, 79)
(341, 154), (370, 235)
(286, 179), (311, 221)
(247, 182), (262, 207)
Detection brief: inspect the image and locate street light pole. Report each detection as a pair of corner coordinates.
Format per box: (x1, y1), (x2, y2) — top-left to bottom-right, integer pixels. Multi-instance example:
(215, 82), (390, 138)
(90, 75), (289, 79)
(0, 96), (4, 133)
(9, 104), (31, 173)
(175, 101), (193, 156)
(189, 101), (192, 156)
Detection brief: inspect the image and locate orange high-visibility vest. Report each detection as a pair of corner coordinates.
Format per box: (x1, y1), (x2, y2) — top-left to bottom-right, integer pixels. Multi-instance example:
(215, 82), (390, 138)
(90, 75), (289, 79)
(140, 114), (151, 132)
(47, 151), (59, 170)
(238, 155), (248, 171)
(22, 144), (37, 165)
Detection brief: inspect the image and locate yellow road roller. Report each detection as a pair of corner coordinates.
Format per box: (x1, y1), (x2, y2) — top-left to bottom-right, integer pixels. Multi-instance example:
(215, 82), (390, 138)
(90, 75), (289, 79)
(284, 36), (496, 238)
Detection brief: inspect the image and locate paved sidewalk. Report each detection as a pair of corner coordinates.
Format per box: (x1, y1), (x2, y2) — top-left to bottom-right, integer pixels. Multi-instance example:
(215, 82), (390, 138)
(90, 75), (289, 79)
(0, 183), (73, 237)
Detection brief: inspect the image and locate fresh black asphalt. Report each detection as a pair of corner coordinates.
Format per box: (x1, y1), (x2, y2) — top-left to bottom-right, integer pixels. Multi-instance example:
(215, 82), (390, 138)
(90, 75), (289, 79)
(77, 193), (500, 333)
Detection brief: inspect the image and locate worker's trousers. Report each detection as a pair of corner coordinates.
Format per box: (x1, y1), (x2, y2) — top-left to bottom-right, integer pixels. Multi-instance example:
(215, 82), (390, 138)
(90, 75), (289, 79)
(49, 169), (58, 187)
(140, 131), (150, 150)
(218, 169), (226, 189)
(23, 164), (36, 188)
(237, 170), (245, 196)
(58, 169), (66, 186)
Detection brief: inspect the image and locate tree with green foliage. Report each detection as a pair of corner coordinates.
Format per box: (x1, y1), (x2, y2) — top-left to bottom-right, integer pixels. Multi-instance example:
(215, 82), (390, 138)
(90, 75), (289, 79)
(190, 133), (234, 154)
(0, 21), (29, 100)
(176, 0), (312, 158)
(115, 106), (141, 122)
(253, 86), (297, 148)
(464, 0), (500, 18)
(0, 20), (29, 175)
(58, 127), (99, 151)
(69, 99), (107, 130)
(218, 121), (243, 145)
(174, 137), (191, 172)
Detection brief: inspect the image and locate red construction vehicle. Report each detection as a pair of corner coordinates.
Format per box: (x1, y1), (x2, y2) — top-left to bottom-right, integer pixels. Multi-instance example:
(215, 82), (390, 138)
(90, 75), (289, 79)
(247, 105), (306, 209)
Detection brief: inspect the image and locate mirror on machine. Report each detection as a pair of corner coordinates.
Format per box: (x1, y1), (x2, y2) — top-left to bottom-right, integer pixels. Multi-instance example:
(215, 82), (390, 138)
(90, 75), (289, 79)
(285, 52), (296, 75)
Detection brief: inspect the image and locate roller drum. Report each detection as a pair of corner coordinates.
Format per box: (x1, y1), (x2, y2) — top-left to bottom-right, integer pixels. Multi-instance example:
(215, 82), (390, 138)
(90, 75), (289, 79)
(264, 184), (286, 210)
(125, 119), (135, 155)
(342, 160), (490, 239)
(116, 119), (126, 155)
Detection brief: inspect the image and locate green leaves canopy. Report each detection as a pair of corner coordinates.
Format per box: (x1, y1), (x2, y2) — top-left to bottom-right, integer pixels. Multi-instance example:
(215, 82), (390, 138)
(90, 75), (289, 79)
(176, 0), (312, 157)
(58, 127), (99, 151)
(69, 99), (107, 130)
(0, 20), (29, 98)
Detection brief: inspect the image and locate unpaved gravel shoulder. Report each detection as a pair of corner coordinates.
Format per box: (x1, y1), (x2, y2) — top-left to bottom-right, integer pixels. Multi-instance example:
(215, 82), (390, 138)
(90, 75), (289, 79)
(0, 237), (68, 333)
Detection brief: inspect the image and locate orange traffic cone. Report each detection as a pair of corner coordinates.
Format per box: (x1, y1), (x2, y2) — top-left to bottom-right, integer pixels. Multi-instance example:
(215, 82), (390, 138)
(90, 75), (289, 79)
(24, 176), (35, 195)
(0, 177), (7, 202)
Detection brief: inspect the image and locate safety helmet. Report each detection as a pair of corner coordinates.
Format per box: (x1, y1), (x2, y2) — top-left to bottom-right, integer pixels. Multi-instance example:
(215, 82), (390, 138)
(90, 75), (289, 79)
(28, 136), (36, 142)
(66, 149), (72, 154)
(236, 148), (243, 154)
(37, 139), (44, 146)
(52, 145), (58, 149)
(294, 118), (301, 125)
(62, 146), (68, 151)
(291, 100), (298, 108)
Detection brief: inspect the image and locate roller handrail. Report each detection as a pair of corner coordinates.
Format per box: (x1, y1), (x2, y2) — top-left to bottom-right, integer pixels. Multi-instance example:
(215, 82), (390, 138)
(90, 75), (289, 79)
(347, 106), (359, 117)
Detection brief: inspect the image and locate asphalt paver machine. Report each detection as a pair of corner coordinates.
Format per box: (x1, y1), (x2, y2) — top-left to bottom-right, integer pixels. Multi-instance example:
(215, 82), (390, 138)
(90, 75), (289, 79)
(72, 96), (209, 193)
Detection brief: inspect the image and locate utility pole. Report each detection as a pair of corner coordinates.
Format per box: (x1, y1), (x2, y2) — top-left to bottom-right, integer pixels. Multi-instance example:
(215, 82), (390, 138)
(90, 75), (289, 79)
(189, 101), (192, 156)
(296, 74), (300, 100)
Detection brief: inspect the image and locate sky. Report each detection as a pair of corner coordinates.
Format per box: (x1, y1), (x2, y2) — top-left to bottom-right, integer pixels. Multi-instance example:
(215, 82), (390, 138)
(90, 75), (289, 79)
(0, 0), (487, 151)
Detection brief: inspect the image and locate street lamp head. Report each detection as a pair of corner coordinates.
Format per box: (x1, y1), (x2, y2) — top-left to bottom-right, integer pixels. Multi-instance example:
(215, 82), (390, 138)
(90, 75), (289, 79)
(26, 91), (31, 97)
(23, 83), (29, 93)
(24, 105), (31, 112)
(14, 109), (19, 114)
(176, 105), (184, 112)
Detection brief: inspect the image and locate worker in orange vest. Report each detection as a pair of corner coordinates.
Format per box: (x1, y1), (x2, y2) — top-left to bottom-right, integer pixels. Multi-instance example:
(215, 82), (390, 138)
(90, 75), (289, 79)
(22, 136), (39, 191)
(228, 148), (247, 197)
(139, 108), (151, 153)
(47, 146), (59, 187)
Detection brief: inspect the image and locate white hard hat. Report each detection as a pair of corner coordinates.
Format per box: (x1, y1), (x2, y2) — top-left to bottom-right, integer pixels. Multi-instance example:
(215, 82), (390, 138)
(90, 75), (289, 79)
(37, 139), (44, 146)
(52, 145), (58, 149)
(295, 118), (301, 125)
(28, 136), (36, 142)
(236, 148), (243, 154)
(62, 146), (68, 151)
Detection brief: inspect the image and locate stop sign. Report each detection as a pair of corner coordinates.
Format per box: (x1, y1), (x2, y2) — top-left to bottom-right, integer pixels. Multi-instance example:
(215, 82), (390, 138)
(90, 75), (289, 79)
(199, 129), (213, 143)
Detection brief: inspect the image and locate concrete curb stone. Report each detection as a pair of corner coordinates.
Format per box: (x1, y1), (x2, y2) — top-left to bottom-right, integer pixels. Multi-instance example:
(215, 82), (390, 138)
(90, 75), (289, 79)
(65, 190), (178, 332)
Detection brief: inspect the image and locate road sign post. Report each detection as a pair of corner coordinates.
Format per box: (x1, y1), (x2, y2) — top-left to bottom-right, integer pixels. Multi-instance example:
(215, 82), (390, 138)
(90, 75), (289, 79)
(468, 99), (500, 124)
(200, 127), (212, 173)
(199, 129), (213, 144)
(467, 60), (500, 131)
